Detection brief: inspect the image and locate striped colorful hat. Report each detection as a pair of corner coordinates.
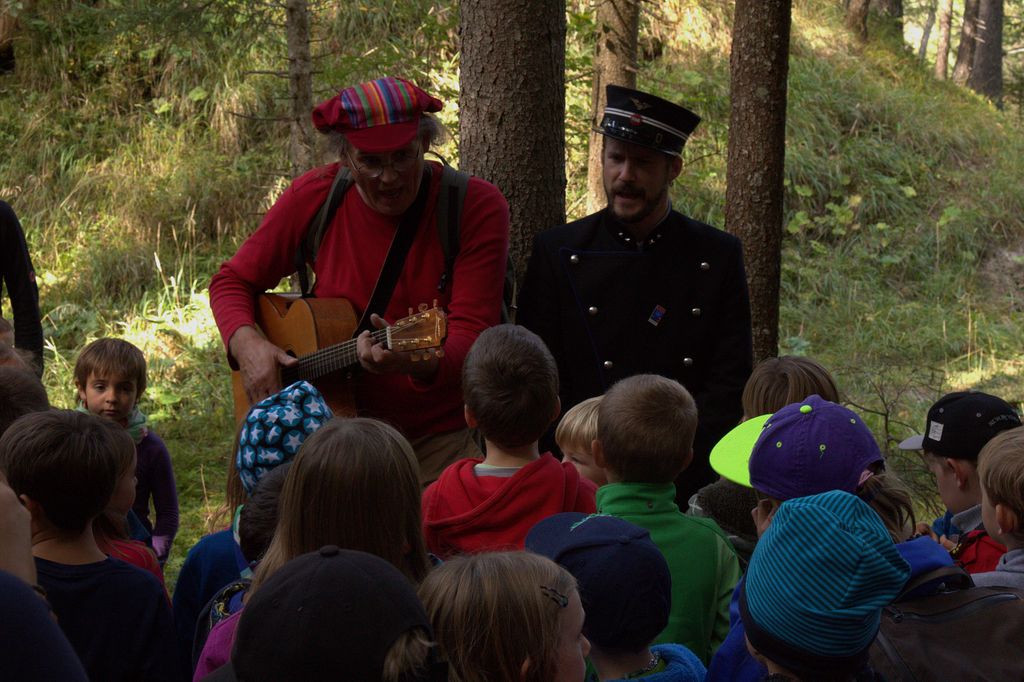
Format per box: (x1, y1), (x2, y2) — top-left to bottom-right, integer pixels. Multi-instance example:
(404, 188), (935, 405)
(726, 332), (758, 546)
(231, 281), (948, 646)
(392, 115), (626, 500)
(740, 490), (910, 678)
(312, 77), (443, 152)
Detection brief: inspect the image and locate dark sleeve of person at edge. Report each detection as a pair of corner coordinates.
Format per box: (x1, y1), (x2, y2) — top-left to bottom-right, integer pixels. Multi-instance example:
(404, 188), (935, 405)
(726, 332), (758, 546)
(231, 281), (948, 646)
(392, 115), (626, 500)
(0, 570), (89, 682)
(0, 201), (44, 376)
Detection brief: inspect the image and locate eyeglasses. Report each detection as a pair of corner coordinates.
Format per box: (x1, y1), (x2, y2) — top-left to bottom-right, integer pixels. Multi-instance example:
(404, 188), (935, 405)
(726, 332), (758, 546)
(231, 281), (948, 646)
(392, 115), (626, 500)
(346, 145), (421, 179)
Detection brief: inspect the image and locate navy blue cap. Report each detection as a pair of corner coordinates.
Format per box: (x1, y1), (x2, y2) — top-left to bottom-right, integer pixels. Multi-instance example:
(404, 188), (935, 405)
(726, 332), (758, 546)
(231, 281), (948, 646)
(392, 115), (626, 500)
(526, 513), (670, 653)
(597, 85), (701, 157)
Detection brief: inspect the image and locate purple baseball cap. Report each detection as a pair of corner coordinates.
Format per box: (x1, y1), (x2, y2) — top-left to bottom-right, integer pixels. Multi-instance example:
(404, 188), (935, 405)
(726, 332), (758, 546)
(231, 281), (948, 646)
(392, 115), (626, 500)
(749, 395), (884, 501)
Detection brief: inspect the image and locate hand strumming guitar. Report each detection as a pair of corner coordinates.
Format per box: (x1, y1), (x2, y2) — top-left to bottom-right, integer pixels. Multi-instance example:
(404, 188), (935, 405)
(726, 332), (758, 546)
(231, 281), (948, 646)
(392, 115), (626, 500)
(229, 325), (299, 405)
(357, 313), (439, 381)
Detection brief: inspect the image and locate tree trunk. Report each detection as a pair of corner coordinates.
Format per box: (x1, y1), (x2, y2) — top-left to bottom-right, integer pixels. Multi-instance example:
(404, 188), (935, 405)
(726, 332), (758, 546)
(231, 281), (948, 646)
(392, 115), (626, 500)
(0, 10), (17, 73)
(934, 0), (953, 79)
(846, 0), (871, 42)
(967, 0), (1003, 106)
(725, 0), (791, 364)
(918, 0), (936, 61)
(952, 0), (980, 85)
(285, 0), (315, 176)
(874, 0), (903, 34)
(459, 0), (566, 277)
(585, 0), (640, 215)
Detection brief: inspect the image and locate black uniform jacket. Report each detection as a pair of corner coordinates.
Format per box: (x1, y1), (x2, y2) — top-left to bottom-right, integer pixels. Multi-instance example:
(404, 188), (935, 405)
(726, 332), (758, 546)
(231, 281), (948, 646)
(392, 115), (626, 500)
(518, 208), (753, 497)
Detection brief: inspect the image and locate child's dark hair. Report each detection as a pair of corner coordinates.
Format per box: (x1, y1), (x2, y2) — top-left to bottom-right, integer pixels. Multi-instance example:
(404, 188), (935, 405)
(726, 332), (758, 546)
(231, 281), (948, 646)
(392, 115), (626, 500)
(0, 340), (36, 372)
(0, 366), (49, 437)
(859, 472), (916, 542)
(462, 325), (559, 448)
(0, 410), (124, 534)
(741, 355), (839, 419)
(74, 338), (148, 396)
(599, 374), (697, 483)
(239, 461), (292, 564)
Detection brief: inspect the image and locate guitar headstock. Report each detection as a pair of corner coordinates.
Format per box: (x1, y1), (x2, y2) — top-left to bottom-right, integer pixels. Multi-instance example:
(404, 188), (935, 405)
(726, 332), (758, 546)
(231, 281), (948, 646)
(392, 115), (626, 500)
(388, 303), (448, 360)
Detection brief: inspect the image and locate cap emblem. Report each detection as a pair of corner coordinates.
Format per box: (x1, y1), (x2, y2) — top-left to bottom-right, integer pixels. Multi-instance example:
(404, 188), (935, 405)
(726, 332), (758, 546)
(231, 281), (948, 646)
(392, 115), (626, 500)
(630, 97), (652, 110)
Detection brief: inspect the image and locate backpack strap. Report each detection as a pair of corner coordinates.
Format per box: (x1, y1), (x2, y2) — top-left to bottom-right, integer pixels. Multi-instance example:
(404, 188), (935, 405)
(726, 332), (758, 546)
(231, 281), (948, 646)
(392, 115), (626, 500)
(295, 166), (354, 297)
(435, 165), (471, 293)
(354, 166), (434, 335)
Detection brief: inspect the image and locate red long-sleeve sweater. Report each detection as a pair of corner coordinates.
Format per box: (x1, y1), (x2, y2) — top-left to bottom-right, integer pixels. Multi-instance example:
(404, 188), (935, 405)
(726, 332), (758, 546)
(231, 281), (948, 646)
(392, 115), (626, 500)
(209, 161), (510, 438)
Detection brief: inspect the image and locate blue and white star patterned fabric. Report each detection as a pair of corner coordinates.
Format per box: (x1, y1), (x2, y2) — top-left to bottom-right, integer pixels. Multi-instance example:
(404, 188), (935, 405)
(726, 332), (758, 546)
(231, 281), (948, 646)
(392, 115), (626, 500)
(236, 381), (334, 495)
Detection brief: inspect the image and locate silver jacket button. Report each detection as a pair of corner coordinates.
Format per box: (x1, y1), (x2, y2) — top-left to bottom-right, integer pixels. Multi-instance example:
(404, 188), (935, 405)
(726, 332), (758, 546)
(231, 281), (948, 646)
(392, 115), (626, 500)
(683, 357), (694, 367)
(588, 306), (599, 316)
(570, 254), (580, 264)
(700, 262), (710, 271)
(603, 360), (614, 369)
(691, 308), (701, 317)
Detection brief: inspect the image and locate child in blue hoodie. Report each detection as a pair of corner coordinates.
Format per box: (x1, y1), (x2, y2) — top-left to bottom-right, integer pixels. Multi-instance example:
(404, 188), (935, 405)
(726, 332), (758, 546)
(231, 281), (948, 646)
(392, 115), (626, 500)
(527, 513), (706, 681)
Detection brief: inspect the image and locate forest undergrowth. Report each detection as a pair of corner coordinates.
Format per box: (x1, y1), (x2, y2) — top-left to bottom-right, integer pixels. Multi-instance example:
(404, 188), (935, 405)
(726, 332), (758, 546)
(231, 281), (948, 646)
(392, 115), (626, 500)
(0, 0), (1021, 586)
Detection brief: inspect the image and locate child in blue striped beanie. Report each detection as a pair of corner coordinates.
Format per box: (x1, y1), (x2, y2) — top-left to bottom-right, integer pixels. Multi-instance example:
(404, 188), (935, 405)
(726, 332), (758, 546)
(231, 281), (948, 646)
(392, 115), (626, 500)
(741, 490), (910, 681)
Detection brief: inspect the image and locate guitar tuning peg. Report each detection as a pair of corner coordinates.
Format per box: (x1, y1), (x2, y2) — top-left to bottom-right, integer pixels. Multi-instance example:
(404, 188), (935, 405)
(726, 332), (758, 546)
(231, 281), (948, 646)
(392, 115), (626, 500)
(408, 307), (414, 316)
(418, 303), (428, 312)
(432, 298), (438, 308)
(410, 351), (421, 362)
(435, 349), (444, 359)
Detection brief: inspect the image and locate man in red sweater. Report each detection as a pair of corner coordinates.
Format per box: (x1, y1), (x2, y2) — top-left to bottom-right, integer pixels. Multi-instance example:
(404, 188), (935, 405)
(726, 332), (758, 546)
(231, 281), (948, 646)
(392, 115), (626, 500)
(210, 77), (510, 483)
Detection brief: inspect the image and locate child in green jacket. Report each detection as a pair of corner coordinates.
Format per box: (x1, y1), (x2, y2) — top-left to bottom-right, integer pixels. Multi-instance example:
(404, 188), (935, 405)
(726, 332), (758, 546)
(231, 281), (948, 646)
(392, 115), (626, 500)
(592, 374), (740, 664)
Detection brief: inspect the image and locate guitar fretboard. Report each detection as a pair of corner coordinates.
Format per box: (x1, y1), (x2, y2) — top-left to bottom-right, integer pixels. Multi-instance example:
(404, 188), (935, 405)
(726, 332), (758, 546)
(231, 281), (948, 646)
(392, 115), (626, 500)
(281, 327), (389, 384)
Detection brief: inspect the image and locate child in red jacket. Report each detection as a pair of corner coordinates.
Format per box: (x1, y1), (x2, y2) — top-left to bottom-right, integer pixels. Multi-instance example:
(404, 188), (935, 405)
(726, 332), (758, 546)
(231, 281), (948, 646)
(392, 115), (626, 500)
(422, 325), (596, 558)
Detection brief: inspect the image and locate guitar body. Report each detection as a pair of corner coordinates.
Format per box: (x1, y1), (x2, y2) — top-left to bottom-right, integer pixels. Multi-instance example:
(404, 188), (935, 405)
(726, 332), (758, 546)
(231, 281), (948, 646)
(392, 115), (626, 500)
(231, 294), (360, 423)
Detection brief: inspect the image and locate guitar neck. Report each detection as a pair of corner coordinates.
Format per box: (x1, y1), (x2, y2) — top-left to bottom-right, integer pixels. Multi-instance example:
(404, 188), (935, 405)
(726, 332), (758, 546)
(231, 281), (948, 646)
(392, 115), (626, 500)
(281, 327), (389, 385)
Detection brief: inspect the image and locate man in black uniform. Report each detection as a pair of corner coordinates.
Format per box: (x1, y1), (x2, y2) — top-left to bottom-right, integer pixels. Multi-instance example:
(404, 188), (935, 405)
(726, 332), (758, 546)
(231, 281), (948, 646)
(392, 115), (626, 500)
(518, 85), (752, 504)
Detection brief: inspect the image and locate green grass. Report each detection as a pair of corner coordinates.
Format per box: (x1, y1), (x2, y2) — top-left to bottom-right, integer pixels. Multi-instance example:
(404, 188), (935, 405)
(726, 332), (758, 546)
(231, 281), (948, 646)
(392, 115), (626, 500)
(2, 0), (1022, 584)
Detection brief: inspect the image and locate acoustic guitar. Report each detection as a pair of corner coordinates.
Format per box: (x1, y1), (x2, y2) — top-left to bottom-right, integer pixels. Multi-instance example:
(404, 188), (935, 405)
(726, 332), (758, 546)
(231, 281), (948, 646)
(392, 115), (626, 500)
(231, 293), (447, 422)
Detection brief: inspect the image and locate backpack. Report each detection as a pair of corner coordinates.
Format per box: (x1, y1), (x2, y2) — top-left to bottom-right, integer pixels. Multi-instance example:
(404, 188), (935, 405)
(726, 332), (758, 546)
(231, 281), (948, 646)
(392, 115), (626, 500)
(295, 163), (516, 323)
(869, 565), (1024, 681)
(191, 578), (251, 672)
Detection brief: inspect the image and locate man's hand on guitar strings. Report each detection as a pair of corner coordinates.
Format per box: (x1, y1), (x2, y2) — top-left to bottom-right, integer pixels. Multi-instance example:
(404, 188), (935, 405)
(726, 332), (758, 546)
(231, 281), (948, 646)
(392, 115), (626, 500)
(357, 313), (440, 381)
(229, 325), (299, 404)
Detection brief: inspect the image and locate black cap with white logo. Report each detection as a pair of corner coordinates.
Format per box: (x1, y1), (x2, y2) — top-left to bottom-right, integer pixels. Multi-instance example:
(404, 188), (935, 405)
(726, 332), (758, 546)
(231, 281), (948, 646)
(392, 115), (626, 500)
(899, 391), (1021, 460)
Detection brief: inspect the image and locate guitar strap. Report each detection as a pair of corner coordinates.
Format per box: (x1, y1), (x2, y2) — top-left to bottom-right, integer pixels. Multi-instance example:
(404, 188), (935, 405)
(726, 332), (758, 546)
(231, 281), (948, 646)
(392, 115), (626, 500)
(354, 165), (433, 336)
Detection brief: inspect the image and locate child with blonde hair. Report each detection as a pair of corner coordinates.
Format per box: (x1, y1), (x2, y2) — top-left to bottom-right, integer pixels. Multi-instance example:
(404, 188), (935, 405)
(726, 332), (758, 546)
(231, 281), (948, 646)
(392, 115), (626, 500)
(75, 338), (178, 562)
(194, 416), (430, 680)
(555, 396), (606, 487)
(593, 374), (740, 663)
(419, 551), (589, 682)
(974, 426), (1024, 589)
